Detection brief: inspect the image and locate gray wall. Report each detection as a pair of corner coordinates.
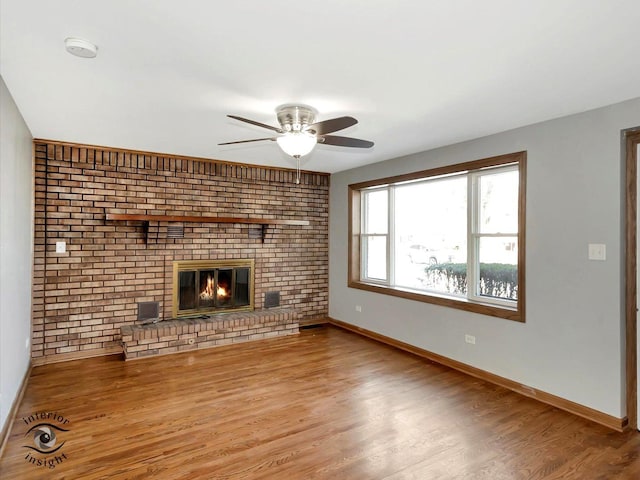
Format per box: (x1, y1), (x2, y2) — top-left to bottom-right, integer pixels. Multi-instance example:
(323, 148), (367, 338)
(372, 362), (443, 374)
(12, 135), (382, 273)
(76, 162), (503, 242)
(330, 97), (640, 418)
(0, 76), (33, 431)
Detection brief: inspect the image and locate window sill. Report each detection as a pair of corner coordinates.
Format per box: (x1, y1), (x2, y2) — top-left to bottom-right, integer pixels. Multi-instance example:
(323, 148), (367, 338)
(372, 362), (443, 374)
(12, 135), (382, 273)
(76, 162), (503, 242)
(348, 280), (524, 322)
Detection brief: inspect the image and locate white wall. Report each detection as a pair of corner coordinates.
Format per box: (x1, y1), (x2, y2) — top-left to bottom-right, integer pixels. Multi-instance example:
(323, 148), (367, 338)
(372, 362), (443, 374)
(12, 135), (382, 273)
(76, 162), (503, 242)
(330, 97), (640, 419)
(0, 75), (33, 431)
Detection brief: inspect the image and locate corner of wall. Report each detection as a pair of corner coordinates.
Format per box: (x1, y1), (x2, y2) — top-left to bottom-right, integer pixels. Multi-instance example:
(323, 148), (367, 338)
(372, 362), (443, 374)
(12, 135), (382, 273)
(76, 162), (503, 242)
(0, 75), (34, 433)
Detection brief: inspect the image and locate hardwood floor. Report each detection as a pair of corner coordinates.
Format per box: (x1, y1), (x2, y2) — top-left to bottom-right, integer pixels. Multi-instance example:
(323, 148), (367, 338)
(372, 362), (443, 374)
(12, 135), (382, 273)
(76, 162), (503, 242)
(1, 325), (639, 479)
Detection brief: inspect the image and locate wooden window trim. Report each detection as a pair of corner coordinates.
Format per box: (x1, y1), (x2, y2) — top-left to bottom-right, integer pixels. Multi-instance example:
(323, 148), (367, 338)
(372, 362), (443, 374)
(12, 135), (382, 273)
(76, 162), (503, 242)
(348, 151), (526, 322)
(625, 129), (640, 430)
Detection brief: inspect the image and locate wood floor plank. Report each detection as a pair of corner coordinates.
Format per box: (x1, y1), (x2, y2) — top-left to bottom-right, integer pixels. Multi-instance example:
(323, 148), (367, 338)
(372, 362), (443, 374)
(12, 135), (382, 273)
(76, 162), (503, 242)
(1, 326), (639, 479)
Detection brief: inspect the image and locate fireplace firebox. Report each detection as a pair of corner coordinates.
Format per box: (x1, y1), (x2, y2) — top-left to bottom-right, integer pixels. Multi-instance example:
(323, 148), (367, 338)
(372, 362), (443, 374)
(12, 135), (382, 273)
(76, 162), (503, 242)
(172, 259), (254, 317)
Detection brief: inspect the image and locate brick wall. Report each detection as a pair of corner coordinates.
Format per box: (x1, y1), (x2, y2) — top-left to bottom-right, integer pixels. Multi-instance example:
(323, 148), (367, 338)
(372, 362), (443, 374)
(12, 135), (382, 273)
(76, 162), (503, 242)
(32, 140), (329, 364)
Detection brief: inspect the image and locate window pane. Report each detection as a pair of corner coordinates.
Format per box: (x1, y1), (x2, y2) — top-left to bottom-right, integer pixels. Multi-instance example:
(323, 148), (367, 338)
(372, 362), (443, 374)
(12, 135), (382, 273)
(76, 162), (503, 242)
(394, 176), (467, 295)
(479, 169), (518, 234)
(477, 236), (518, 300)
(364, 235), (387, 281)
(364, 189), (388, 234)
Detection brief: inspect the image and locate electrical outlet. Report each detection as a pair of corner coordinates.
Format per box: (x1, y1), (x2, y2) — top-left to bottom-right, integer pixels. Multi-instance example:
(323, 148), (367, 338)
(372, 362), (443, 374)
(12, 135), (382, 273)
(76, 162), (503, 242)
(465, 334), (476, 345)
(588, 243), (606, 261)
(355, 305), (362, 312)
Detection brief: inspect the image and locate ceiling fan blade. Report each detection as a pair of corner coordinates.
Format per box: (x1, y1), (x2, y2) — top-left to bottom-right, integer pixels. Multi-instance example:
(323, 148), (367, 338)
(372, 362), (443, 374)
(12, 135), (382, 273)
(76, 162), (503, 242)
(319, 135), (374, 148)
(308, 116), (358, 135)
(227, 115), (283, 133)
(218, 137), (276, 145)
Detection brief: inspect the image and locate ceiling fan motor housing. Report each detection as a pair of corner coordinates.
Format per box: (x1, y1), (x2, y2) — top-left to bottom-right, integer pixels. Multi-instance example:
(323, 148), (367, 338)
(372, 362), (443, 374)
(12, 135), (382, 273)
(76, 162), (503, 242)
(276, 104), (317, 133)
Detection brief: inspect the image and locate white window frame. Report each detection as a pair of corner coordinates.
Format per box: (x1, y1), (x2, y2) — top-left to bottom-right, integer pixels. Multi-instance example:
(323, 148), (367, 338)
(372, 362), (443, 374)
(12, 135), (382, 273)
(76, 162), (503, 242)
(467, 165), (519, 308)
(360, 186), (390, 284)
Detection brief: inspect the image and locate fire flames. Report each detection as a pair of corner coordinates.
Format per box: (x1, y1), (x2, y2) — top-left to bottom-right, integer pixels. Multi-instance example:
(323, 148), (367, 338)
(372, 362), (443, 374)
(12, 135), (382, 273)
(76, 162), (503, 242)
(200, 276), (215, 300)
(200, 275), (229, 301)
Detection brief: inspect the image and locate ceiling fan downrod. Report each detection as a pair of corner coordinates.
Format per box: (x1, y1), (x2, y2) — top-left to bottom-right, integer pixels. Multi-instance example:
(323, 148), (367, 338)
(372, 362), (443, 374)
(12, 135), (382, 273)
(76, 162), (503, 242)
(294, 155), (301, 184)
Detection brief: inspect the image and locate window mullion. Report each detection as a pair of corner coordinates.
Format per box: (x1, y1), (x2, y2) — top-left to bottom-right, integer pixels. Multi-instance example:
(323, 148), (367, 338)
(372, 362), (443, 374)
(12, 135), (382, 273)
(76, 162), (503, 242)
(360, 192), (367, 280)
(467, 173), (477, 300)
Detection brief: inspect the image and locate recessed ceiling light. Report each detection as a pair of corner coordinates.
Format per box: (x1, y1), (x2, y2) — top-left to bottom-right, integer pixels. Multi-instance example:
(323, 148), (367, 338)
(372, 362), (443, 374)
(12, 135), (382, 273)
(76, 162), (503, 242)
(64, 37), (98, 58)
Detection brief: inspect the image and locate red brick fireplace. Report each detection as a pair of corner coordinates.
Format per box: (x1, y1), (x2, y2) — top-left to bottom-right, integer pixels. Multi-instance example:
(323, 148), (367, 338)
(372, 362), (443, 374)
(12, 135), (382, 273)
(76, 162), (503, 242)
(32, 140), (329, 364)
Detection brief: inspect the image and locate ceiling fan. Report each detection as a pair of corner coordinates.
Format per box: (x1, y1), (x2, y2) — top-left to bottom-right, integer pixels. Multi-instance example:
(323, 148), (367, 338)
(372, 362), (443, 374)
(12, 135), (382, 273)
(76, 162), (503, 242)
(219, 104), (374, 183)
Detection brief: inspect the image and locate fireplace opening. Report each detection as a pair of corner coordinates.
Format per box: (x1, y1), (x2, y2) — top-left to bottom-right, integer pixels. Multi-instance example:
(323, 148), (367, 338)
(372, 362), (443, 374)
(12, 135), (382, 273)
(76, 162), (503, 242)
(173, 260), (254, 317)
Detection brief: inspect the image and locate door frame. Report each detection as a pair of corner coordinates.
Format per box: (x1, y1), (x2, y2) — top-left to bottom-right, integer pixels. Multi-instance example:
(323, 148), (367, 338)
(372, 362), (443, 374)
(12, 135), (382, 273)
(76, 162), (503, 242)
(625, 129), (640, 430)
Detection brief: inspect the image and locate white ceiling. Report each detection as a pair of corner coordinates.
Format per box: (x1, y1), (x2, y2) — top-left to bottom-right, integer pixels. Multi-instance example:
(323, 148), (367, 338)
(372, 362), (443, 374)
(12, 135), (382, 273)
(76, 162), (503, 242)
(1, 1), (639, 174)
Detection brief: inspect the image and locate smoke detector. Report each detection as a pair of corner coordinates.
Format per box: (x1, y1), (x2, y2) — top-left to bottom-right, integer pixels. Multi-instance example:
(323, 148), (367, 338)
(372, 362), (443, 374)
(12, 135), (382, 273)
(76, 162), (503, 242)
(64, 37), (98, 58)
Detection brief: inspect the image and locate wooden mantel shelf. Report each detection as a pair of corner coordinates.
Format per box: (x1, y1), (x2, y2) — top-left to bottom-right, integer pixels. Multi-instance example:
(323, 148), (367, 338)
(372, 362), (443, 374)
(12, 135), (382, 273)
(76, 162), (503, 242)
(105, 212), (309, 243)
(105, 213), (309, 226)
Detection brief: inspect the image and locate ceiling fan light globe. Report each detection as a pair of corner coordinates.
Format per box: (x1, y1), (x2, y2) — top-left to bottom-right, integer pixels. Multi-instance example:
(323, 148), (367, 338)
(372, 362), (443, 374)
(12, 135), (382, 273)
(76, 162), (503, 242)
(276, 133), (317, 157)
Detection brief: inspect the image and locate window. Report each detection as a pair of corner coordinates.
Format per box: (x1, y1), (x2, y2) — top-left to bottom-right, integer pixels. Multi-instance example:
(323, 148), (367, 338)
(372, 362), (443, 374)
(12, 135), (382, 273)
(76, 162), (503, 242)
(349, 152), (526, 322)
(361, 188), (389, 282)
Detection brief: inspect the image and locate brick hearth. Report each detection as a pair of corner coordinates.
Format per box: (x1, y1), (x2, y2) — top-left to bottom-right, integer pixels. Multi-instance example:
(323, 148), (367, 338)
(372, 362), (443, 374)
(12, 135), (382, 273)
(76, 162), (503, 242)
(121, 308), (298, 360)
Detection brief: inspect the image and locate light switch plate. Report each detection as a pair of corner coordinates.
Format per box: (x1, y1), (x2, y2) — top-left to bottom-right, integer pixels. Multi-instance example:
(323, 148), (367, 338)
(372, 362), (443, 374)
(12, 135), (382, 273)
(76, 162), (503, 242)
(55, 241), (66, 253)
(588, 243), (606, 261)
